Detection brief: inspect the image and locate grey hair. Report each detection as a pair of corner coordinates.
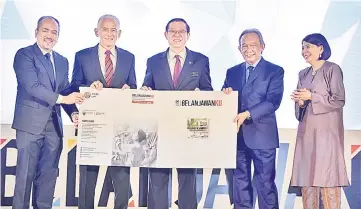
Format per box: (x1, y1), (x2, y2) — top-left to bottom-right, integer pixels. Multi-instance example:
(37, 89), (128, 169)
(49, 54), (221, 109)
(239, 28), (265, 46)
(97, 14), (120, 29)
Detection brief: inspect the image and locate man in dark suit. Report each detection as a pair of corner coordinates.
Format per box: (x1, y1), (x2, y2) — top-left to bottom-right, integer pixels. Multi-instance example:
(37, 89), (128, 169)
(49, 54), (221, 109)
(141, 18), (213, 209)
(70, 14), (136, 209)
(223, 28), (284, 209)
(12, 16), (82, 209)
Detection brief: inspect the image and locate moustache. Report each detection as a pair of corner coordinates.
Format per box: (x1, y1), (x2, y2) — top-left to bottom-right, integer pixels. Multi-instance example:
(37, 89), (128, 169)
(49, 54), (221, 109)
(44, 37), (54, 42)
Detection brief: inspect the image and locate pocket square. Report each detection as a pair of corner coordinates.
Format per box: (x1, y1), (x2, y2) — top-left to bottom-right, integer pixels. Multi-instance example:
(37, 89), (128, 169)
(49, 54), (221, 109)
(190, 72), (199, 77)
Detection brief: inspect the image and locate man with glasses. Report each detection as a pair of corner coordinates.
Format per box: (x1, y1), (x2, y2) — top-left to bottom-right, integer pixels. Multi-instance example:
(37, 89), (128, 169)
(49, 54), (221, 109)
(141, 18), (213, 209)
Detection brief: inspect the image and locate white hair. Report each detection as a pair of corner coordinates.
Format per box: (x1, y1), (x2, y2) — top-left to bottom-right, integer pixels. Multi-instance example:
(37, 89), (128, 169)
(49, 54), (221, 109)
(97, 14), (120, 29)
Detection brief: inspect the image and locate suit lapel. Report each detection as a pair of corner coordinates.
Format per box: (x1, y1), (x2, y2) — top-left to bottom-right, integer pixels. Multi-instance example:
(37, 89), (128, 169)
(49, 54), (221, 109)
(111, 47), (127, 87)
(244, 57), (264, 86)
(53, 52), (63, 92)
(159, 50), (174, 89)
(176, 48), (194, 89)
(33, 43), (56, 90)
(90, 45), (106, 85)
(239, 63), (246, 89)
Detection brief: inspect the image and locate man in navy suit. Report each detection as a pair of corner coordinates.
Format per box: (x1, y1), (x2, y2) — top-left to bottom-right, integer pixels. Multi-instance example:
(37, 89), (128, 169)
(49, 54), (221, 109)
(223, 28), (284, 209)
(141, 18), (213, 209)
(71, 14), (136, 209)
(12, 16), (82, 209)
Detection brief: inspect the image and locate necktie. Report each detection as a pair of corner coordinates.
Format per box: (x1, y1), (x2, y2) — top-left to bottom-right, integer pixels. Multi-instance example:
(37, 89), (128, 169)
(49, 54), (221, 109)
(45, 53), (56, 90)
(45, 53), (61, 135)
(105, 50), (114, 87)
(173, 55), (181, 87)
(246, 65), (254, 83)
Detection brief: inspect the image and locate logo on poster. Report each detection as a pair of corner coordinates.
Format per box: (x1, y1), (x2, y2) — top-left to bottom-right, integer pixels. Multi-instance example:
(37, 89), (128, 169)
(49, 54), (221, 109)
(175, 100), (222, 107)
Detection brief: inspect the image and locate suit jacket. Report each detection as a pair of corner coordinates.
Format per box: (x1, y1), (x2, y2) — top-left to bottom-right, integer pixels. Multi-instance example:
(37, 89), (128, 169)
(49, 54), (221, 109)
(142, 47), (213, 90)
(71, 44), (137, 91)
(12, 43), (78, 136)
(222, 57), (284, 149)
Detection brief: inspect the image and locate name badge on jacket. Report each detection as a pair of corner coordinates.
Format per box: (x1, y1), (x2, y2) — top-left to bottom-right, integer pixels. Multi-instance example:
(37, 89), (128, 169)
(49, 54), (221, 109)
(190, 72), (199, 77)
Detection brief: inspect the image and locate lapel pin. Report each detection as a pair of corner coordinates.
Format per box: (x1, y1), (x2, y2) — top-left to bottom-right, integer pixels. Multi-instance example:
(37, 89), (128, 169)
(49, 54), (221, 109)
(189, 61), (192, 64)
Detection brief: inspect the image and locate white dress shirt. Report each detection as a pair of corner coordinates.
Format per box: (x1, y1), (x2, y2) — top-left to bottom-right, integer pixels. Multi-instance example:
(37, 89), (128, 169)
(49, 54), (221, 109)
(98, 44), (117, 76)
(38, 43), (56, 78)
(37, 43), (63, 103)
(167, 48), (186, 79)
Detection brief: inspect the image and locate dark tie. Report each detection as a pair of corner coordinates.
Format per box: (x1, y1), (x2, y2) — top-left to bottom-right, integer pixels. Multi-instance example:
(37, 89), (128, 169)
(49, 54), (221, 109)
(105, 50), (114, 87)
(246, 65), (254, 83)
(45, 53), (62, 136)
(173, 55), (181, 87)
(45, 53), (56, 90)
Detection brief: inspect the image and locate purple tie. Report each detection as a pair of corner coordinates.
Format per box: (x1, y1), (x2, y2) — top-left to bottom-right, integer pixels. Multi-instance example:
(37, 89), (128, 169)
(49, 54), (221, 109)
(173, 55), (181, 87)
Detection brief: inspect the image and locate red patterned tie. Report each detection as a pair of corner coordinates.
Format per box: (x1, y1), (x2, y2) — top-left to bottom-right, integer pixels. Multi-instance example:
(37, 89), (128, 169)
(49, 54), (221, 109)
(104, 50), (114, 87)
(173, 55), (181, 87)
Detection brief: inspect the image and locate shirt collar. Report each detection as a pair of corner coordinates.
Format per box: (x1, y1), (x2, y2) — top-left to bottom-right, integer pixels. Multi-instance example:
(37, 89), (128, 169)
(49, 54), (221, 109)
(98, 43), (116, 56)
(37, 42), (52, 56)
(168, 47), (187, 60)
(246, 56), (262, 69)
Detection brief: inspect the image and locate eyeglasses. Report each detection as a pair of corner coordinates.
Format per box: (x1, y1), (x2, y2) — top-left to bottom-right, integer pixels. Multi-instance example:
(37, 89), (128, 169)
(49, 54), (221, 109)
(167, 30), (188, 35)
